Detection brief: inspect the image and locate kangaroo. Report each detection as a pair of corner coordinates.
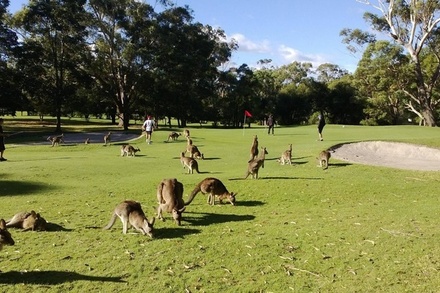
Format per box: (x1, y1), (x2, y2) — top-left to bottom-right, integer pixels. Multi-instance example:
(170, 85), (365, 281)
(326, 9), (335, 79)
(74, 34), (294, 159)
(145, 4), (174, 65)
(167, 132), (181, 142)
(0, 219), (14, 250)
(156, 178), (186, 225)
(317, 150), (331, 170)
(6, 211), (47, 231)
(249, 135), (259, 162)
(186, 136), (193, 146)
(103, 132), (112, 145)
(120, 144), (141, 157)
(180, 152), (200, 174)
(103, 200), (155, 237)
(245, 147), (268, 179)
(47, 134), (64, 147)
(186, 144), (204, 159)
(185, 177), (236, 206)
(278, 144), (292, 165)
(183, 129), (190, 138)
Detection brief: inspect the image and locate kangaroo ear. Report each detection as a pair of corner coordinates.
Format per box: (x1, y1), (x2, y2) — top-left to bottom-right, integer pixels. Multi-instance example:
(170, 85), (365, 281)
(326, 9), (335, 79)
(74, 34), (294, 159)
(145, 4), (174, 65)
(150, 217), (156, 226)
(30, 210), (37, 217)
(0, 219), (5, 229)
(178, 206), (186, 213)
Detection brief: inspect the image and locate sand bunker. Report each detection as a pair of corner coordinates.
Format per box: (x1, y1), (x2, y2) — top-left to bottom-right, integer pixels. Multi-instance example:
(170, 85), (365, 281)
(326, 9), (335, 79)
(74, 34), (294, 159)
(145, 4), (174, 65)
(331, 141), (440, 171)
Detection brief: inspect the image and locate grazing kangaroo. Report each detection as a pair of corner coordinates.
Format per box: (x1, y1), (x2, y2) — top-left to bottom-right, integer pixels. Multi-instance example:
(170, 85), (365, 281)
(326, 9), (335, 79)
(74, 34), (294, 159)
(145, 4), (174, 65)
(103, 200), (155, 237)
(0, 219), (14, 250)
(183, 129), (190, 138)
(103, 132), (112, 145)
(6, 211), (47, 231)
(156, 178), (186, 225)
(249, 135), (259, 162)
(317, 150), (331, 170)
(47, 134), (64, 147)
(186, 144), (204, 159)
(167, 132), (181, 142)
(185, 177), (236, 206)
(180, 152), (200, 174)
(278, 144), (292, 165)
(120, 144), (140, 157)
(245, 147), (268, 179)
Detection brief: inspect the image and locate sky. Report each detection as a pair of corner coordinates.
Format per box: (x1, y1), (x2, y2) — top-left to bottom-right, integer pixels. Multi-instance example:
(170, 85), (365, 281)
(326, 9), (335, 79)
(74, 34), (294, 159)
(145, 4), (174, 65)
(8, 0), (380, 72)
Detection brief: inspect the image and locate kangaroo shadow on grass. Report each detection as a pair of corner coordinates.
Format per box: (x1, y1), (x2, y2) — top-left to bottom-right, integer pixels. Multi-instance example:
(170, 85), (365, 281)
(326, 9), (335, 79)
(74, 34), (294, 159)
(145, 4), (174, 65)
(184, 212), (255, 226)
(235, 200), (265, 207)
(328, 162), (353, 168)
(0, 180), (55, 196)
(154, 227), (201, 239)
(200, 157), (220, 161)
(0, 271), (126, 285)
(229, 176), (323, 180)
(45, 222), (73, 232)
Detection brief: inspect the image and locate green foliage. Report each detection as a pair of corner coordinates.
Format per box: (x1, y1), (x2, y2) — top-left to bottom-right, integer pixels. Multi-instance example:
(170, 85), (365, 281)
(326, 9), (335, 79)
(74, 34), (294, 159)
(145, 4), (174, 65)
(1, 118), (440, 292)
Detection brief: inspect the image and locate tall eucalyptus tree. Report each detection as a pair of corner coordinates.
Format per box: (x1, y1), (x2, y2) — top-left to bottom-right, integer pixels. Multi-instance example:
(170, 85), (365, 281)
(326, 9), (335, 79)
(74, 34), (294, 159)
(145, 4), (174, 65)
(12, 0), (89, 130)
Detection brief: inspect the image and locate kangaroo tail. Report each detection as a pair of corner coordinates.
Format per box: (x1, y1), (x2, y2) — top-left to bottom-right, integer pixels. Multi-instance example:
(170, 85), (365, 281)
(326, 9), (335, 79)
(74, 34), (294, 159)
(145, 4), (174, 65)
(184, 184), (201, 205)
(103, 213), (117, 230)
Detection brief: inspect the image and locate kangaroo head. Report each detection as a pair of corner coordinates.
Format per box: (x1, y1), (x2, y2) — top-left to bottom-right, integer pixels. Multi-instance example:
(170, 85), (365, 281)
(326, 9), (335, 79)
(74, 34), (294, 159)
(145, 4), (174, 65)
(142, 218), (155, 238)
(172, 206), (186, 226)
(228, 193), (237, 205)
(35, 213), (47, 231)
(0, 219), (14, 248)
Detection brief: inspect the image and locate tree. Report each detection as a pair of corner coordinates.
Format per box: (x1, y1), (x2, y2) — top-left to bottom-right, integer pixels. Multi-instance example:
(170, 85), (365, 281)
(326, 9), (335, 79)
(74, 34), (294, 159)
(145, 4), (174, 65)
(356, 0), (440, 126)
(315, 63), (349, 83)
(0, 0), (22, 114)
(12, 0), (89, 131)
(87, 0), (158, 130)
(355, 41), (410, 125)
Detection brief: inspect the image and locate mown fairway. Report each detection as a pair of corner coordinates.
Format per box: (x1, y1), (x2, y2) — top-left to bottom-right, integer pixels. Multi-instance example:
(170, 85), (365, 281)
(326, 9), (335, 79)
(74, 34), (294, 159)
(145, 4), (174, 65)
(1, 118), (440, 292)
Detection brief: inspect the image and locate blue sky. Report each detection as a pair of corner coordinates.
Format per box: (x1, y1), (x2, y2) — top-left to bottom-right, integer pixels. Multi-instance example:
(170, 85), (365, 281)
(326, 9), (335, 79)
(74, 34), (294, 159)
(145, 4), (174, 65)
(8, 0), (379, 72)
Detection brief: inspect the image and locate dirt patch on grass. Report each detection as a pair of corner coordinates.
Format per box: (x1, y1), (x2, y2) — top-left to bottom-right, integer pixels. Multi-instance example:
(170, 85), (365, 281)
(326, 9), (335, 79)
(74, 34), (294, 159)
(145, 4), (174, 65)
(331, 141), (440, 171)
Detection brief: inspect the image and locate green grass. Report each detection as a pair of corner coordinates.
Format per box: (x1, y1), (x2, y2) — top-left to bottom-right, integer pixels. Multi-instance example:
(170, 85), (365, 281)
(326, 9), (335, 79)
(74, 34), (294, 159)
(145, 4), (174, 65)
(1, 118), (440, 292)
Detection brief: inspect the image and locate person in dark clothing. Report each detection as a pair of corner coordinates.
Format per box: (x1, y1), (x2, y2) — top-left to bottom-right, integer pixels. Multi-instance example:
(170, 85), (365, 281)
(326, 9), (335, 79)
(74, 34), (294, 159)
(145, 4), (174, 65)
(317, 112), (326, 141)
(0, 118), (8, 161)
(267, 114), (275, 135)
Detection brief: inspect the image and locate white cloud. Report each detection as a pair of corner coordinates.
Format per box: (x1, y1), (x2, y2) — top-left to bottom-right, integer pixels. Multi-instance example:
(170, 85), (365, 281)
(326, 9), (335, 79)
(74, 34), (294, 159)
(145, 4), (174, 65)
(278, 45), (328, 67)
(229, 33), (271, 53)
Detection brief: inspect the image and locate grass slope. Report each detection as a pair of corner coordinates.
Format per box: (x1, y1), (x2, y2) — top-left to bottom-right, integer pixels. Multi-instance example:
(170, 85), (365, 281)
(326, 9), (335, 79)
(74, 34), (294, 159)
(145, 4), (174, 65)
(1, 120), (440, 292)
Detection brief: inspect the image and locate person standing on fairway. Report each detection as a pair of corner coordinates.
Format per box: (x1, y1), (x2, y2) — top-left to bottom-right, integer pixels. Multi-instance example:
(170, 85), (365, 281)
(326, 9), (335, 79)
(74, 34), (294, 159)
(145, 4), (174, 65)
(317, 111), (326, 141)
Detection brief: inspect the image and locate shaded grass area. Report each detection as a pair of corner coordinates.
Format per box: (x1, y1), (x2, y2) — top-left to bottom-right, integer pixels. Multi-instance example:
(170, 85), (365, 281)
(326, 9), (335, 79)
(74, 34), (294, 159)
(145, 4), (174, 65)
(0, 119), (440, 292)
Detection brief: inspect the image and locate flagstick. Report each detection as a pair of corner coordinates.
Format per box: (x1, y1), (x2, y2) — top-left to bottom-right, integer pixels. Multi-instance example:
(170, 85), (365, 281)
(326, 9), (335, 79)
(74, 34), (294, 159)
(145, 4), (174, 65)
(243, 114), (246, 136)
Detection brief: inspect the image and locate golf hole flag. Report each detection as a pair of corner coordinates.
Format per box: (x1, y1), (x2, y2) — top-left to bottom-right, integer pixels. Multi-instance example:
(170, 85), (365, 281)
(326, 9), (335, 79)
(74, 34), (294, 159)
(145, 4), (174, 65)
(244, 110), (252, 117)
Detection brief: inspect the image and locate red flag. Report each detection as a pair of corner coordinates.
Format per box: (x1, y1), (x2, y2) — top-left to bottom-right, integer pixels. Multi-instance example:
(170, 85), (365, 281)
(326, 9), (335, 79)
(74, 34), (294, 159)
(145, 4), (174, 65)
(244, 110), (252, 117)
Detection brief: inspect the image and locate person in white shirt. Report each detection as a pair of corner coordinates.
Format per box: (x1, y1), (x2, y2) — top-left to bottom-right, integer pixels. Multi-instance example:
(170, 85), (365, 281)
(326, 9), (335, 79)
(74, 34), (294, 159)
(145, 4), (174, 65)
(142, 115), (155, 144)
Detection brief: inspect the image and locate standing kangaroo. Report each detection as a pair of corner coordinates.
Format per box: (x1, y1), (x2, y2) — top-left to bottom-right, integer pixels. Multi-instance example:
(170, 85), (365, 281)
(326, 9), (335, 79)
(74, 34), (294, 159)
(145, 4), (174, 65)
(103, 132), (112, 145)
(180, 152), (200, 174)
(249, 135), (259, 161)
(0, 219), (15, 250)
(6, 211), (47, 231)
(185, 177), (236, 206)
(317, 150), (331, 170)
(186, 144), (204, 159)
(245, 147), (268, 179)
(103, 200), (155, 237)
(183, 129), (190, 138)
(278, 144), (292, 165)
(156, 178), (186, 225)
